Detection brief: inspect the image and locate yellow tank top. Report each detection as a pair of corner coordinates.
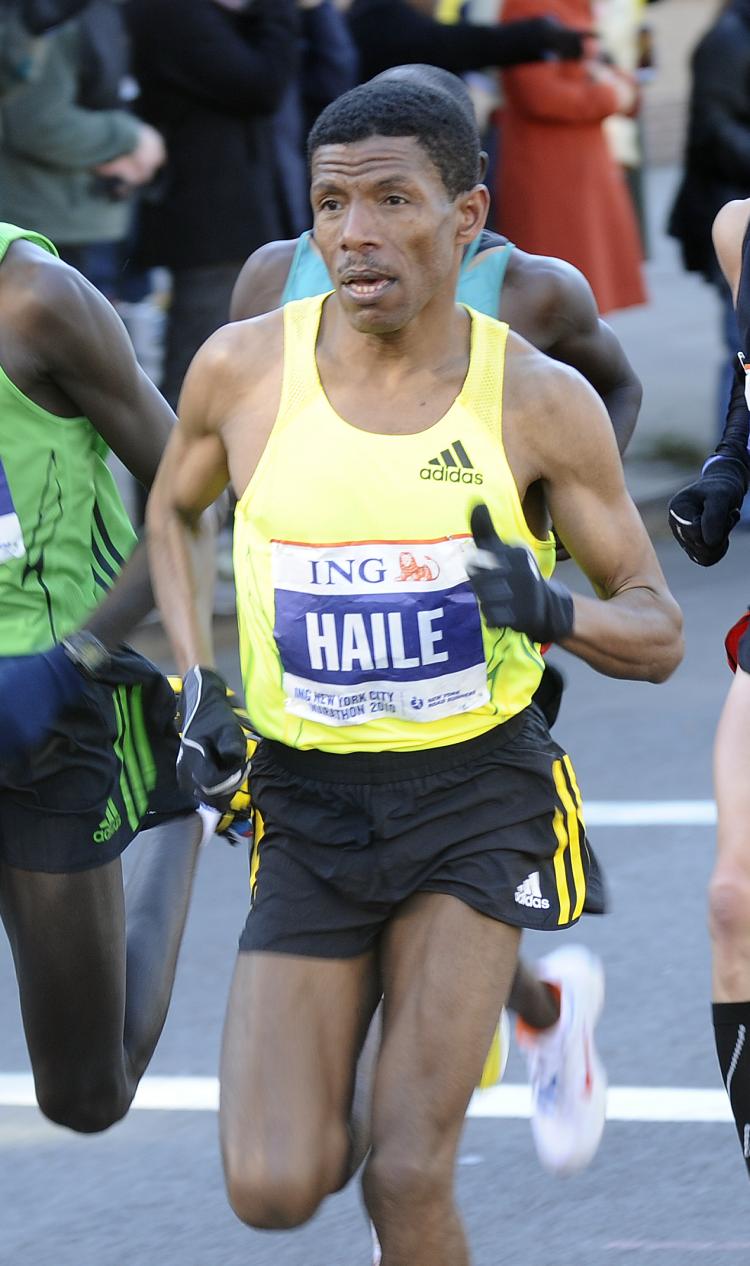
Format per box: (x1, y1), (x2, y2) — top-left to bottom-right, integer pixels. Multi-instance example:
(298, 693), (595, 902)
(234, 295), (555, 753)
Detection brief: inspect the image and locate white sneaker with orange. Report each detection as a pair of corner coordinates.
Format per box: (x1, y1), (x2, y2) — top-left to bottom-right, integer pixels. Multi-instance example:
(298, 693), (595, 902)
(516, 945), (606, 1176)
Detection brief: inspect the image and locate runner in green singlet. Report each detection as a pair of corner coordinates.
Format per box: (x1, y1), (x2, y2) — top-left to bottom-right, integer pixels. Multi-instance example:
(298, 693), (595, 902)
(0, 224), (240, 1133)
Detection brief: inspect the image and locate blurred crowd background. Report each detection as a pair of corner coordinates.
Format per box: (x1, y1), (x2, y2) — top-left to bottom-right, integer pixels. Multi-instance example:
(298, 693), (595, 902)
(0, 0), (743, 527)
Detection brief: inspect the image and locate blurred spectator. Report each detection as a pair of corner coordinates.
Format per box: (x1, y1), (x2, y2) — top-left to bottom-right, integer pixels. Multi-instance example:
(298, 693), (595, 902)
(126, 0), (300, 408)
(0, 0), (90, 99)
(668, 0), (750, 427)
(596, 0), (649, 252)
(274, 0), (358, 238)
(347, 0), (589, 82)
(0, 0), (164, 291)
(497, 0), (646, 315)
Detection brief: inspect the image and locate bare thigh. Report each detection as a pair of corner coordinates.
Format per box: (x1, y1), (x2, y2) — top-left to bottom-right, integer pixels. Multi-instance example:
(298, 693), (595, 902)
(0, 856), (128, 1125)
(220, 948), (380, 1228)
(711, 667), (750, 997)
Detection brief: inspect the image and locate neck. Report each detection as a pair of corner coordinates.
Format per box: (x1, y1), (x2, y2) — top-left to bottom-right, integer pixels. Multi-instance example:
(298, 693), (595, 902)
(322, 283), (468, 378)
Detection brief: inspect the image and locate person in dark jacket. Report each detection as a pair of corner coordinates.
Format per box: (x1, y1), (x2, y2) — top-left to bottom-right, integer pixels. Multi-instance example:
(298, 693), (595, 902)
(347, 0), (588, 81)
(668, 0), (750, 430)
(273, 0), (358, 239)
(126, 0), (300, 407)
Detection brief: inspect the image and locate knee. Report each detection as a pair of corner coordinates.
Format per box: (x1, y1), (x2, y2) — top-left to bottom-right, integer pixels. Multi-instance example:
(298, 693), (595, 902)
(223, 1127), (349, 1230)
(364, 1141), (451, 1223)
(36, 1070), (130, 1134)
(709, 863), (750, 950)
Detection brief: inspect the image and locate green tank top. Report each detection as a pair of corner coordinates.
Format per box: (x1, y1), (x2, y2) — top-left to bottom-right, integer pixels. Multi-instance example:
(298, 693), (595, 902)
(0, 223), (137, 655)
(280, 230), (514, 318)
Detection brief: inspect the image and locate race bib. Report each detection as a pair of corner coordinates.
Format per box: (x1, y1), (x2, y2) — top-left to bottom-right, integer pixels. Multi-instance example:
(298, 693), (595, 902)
(0, 459), (25, 564)
(272, 538), (489, 726)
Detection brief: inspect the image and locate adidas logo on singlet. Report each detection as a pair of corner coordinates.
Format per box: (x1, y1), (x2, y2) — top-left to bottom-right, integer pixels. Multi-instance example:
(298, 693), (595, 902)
(420, 441), (483, 485)
(514, 871), (550, 910)
(94, 798), (122, 843)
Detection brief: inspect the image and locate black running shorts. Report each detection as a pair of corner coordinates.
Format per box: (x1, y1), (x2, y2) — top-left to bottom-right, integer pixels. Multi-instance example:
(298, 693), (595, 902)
(239, 704), (606, 958)
(0, 647), (194, 873)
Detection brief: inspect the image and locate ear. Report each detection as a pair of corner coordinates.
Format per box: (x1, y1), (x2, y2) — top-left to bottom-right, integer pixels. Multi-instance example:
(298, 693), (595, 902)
(455, 184), (490, 249)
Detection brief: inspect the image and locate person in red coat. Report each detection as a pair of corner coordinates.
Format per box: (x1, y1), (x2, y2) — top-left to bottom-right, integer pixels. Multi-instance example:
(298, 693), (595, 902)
(496, 0), (646, 315)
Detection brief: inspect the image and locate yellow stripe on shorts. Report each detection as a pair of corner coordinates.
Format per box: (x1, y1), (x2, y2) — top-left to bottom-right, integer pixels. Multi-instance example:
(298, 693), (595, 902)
(551, 803), (571, 925)
(249, 809), (265, 897)
(552, 758), (586, 921)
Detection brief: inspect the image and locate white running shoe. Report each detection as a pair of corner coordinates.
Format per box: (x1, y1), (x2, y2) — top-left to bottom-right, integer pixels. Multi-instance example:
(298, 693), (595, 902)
(516, 945), (606, 1176)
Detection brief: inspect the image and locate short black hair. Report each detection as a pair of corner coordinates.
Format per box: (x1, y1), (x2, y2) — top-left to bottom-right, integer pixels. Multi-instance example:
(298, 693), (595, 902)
(308, 79), (480, 200)
(374, 64), (476, 129)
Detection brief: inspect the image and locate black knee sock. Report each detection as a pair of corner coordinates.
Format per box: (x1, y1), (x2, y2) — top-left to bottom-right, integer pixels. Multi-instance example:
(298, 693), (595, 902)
(712, 1002), (750, 1178)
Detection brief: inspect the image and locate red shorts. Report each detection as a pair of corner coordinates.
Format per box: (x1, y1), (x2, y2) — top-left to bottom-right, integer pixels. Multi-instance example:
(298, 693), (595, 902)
(726, 610), (750, 673)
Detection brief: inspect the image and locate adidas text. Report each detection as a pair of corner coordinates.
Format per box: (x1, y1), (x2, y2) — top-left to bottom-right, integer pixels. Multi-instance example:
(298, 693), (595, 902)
(421, 440), (483, 485)
(514, 871), (550, 910)
(94, 806), (122, 842)
(420, 467), (483, 485)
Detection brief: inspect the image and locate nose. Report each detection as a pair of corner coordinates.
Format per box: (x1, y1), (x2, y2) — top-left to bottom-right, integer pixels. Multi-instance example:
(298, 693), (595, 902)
(339, 198), (381, 254)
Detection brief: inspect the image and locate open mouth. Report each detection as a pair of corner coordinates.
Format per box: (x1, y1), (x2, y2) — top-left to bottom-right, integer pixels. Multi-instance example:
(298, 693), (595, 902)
(340, 275), (395, 302)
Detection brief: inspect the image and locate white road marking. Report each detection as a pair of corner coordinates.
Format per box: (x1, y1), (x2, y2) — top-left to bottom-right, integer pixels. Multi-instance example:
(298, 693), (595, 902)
(0, 1075), (734, 1121)
(584, 800), (716, 827)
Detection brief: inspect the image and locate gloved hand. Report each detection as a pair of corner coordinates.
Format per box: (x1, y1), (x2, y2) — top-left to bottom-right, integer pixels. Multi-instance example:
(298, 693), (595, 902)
(466, 504), (575, 644)
(0, 644), (84, 763)
(177, 666), (252, 813)
(533, 15), (587, 59)
(668, 455), (748, 567)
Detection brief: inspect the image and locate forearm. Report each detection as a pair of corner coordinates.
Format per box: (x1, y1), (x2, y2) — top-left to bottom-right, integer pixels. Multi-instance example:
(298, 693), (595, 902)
(599, 375), (643, 455)
(146, 498), (215, 673)
(561, 586), (683, 682)
(83, 538), (154, 647)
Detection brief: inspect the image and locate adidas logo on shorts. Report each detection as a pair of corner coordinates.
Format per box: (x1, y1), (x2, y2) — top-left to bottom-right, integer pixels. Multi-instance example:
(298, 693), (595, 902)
(94, 798), (122, 843)
(514, 871), (550, 910)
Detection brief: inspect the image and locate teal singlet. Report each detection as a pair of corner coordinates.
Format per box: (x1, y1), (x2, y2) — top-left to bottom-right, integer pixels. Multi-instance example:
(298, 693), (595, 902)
(280, 230), (514, 317)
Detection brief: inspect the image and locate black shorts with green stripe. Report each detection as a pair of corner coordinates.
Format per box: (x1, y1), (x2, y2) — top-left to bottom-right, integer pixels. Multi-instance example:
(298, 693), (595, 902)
(240, 703), (607, 959)
(0, 648), (194, 873)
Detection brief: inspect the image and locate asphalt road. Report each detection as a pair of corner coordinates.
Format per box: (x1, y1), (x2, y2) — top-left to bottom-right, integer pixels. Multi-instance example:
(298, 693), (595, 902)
(2, 538), (749, 1266)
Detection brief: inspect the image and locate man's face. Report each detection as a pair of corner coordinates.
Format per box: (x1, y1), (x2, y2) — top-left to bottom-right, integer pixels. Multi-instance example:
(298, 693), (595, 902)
(311, 135), (470, 335)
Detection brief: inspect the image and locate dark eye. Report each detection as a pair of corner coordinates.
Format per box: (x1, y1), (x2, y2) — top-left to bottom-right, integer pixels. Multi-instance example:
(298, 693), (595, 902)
(384, 195), (407, 206)
(319, 198), (341, 212)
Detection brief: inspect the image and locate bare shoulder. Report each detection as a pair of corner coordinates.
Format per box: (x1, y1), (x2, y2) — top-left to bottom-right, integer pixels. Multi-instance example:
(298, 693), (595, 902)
(230, 238), (299, 321)
(713, 199), (750, 296)
(182, 308), (285, 430)
(503, 330), (619, 486)
(504, 247), (597, 346)
(0, 241), (107, 346)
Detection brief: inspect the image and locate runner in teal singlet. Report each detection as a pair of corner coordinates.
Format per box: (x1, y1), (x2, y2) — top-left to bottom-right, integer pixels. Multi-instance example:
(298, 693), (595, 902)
(231, 67), (642, 456)
(0, 224), (222, 1133)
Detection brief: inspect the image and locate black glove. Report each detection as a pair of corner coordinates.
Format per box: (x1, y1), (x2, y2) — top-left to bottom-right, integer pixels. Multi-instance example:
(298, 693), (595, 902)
(533, 15), (587, 59)
(466, 504), (575, 644)
(668, 455), (748, 567)
(177, 666), (252, 813)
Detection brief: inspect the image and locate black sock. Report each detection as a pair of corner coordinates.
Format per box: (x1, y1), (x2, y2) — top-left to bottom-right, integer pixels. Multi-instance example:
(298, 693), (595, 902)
(713, 1001), (750, 1179)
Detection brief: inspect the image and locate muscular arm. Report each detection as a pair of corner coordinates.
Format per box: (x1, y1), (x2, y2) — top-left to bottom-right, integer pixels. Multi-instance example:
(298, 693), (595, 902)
(505, 339), (682, 681)
(147, 319), (280, 671)
(523, 258), (642, 453)
(28, 261), (214, 645)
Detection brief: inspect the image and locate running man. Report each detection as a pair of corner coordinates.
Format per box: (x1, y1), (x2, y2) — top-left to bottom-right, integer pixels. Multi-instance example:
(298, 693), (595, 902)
(669, 197), (750, 1179)
(148, 81), (682, 1262)
(0, 223), (235, 1133)
(232, 62), (644, 1138)
(231, 65), (643, 456)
